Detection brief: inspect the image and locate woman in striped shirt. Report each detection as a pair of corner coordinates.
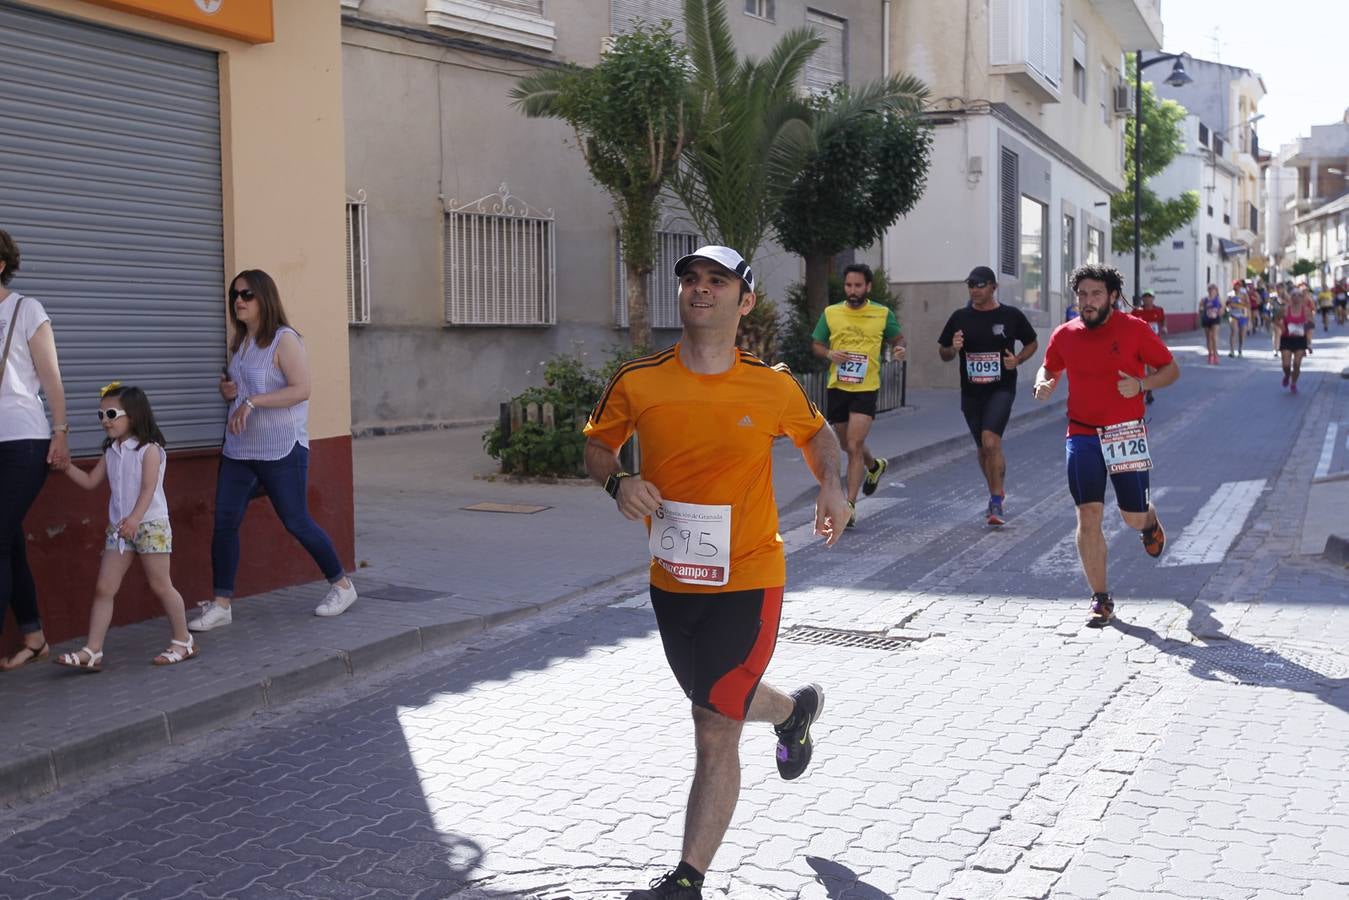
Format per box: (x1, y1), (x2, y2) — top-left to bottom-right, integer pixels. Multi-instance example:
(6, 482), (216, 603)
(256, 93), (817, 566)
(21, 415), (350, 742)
(188, 270), (356, 631)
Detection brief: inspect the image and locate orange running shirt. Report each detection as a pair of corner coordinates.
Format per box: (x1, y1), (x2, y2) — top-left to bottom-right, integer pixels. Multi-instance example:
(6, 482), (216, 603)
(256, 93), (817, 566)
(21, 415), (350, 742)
(585, 345), (825, 594)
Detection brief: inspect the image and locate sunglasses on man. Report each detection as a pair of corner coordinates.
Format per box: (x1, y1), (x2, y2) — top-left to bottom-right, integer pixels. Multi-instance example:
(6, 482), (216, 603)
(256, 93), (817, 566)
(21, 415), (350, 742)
(229, 288), (257, 301)
(966, 280), (991, 289)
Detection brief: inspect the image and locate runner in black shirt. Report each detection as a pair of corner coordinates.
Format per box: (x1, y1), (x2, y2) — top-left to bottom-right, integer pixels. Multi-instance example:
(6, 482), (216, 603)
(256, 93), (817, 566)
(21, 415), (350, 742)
(937, 266), (1039, 525)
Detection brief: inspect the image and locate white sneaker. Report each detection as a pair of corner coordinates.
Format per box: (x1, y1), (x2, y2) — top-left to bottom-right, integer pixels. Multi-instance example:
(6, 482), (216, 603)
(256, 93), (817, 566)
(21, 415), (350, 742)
(188, 601), (232, 632)
(315, 581), (357, 617)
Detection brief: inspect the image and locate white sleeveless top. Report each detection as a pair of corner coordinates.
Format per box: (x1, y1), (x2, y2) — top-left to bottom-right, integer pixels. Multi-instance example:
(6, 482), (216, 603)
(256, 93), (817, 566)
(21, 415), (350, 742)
(105, 438), (169, 526)
(223, 326), (309, 461)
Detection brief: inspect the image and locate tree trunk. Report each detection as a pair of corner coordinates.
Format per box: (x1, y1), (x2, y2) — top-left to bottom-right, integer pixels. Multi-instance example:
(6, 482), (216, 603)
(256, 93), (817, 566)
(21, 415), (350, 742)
(625, 258), (654, 352)
(804, 252), (833, 323)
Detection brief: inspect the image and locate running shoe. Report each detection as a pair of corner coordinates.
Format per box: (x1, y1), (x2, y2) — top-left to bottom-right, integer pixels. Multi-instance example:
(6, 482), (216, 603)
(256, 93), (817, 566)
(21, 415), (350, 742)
(1141, 517), (1166, 558)
(1291, 383), (1298, 394)
(862, 458), (887, 497)
(775, 683), (825, 781)
(1282, 373), (1290, 387)
(626, 871), (702, 900)
(986, 499), (1005, 526)
(846, 501), (856, 529)
(1086, 594), (1114, 629)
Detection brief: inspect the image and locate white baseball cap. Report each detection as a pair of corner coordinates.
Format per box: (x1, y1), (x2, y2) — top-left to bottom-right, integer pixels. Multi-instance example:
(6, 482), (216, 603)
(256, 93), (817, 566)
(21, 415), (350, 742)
(673, 245), (755, 294)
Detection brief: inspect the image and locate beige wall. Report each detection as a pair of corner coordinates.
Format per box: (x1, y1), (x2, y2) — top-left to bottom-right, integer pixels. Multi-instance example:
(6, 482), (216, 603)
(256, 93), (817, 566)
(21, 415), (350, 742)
(33, 0), (351, 440)
(891, 0), (1128, 189)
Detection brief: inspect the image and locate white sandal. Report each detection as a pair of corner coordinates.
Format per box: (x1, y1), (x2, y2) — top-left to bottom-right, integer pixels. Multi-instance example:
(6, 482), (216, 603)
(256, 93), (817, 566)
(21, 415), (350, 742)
(153, 635), (198, 666)
(53, 647), (103, 673)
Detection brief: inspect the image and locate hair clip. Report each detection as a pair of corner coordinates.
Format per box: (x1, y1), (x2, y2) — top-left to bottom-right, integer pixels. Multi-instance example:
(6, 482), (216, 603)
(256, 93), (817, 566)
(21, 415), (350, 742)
(99, 381), (122, 398)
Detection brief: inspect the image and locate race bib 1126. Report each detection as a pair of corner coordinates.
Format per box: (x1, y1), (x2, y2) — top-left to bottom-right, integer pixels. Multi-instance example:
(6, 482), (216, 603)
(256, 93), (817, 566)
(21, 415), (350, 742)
(1098, 419), (1152, 474)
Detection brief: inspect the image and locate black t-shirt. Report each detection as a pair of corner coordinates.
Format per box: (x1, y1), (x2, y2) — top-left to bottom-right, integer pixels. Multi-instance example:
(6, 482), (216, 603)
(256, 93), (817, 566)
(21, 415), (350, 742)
(937, 303), (1039, 394)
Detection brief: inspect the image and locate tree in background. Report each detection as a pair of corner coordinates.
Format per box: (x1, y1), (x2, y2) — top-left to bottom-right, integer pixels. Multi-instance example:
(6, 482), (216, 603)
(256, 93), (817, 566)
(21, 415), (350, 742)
(1289, 259), (1319, 280)
(512, 24), (692, 350)
(1110, 59), (1199, 256)
(772, 84), (932, 322)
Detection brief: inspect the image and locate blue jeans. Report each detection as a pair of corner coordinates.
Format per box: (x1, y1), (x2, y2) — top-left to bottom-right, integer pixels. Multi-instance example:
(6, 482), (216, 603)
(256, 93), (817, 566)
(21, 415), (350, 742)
(211, 443), (344, 597)
(0, 439), (50, 636)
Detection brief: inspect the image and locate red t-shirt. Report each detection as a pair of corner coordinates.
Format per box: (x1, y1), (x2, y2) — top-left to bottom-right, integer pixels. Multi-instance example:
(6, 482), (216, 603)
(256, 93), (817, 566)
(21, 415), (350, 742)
(1131, 305), (1166, 335)
(1044, 311), (1174, 436)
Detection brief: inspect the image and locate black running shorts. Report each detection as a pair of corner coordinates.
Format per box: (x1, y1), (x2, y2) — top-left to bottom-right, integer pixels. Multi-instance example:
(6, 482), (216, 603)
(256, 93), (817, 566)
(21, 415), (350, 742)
(826, 388), (878, 424)
(960, 389), (1016, 446)
(649, 585), (783, 721)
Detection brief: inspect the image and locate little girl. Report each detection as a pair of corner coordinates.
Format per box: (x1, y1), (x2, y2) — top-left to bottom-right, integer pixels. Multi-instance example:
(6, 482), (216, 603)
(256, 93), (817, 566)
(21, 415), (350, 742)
(53, 383), (196, 671)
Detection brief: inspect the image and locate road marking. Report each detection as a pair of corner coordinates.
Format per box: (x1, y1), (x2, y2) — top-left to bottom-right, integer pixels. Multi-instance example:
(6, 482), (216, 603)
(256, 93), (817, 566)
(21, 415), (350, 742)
(1314, 422), (1338, 480)
(1160, 479), (1267, 567)
(1030, 487), (1170, 577)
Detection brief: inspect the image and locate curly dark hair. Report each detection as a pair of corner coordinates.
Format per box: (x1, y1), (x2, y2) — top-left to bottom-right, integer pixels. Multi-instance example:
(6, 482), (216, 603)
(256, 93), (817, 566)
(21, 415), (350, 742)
(1069, 263), (1124, 299)
(0, 229), (20, 286)
(842, 263), (874, 285)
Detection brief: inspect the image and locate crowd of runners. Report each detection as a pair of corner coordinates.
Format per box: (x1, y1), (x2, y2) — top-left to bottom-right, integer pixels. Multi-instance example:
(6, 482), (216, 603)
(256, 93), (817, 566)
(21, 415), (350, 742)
(584, 243), (1203, 899)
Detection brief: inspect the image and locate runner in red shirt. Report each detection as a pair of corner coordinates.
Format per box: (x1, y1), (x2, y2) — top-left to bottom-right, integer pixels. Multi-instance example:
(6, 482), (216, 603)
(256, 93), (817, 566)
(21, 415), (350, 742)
(1035, 265), (1180, 627)
(1130, 290), (1166, 405)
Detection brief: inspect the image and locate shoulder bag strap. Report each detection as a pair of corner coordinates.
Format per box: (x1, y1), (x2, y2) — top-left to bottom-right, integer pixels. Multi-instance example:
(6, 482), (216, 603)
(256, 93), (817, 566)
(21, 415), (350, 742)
(0, 295), (26, 394)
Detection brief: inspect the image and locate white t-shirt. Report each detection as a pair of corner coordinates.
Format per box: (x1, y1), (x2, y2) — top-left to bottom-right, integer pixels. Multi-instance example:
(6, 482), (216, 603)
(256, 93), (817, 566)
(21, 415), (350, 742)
(0, 292), (53, 442)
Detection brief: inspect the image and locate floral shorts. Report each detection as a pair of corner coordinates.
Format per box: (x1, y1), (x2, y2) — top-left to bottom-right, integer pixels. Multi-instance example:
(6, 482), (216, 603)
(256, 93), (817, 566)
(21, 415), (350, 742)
(105, 519), (173, 554)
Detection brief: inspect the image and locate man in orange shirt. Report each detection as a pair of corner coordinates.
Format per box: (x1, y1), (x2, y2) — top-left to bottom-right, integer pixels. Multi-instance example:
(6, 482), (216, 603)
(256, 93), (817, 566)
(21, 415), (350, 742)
(585, 245), (850, 900)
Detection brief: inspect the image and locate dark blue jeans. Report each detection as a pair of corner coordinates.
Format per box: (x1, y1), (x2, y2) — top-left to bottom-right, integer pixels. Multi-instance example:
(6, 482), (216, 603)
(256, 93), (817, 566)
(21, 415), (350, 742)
(0, 439), (50, 636)
(211, 443), (344, 598)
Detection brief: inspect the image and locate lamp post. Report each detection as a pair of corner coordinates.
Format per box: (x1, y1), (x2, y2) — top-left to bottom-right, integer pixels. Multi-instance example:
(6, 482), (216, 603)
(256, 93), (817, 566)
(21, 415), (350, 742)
(1133, 51), (1192, 303)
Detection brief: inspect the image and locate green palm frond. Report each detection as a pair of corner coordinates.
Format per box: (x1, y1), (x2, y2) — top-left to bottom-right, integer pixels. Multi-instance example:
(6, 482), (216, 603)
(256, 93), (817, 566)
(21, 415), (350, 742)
(508, 68), (576, 118)
(683, 0), (737, 93)
(756, 28), (824, 98)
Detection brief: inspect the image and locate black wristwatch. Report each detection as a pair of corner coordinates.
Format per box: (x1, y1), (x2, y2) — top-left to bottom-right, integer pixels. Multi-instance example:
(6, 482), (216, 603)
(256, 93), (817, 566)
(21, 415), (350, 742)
(604, 471), (632, 500)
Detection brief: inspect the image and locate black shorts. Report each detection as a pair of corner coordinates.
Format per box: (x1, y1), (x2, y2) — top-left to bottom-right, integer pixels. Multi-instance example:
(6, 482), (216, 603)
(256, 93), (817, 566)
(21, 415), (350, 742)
(1201, 315), (1222, 329)
(961, 390), (1016, 446)
(826, 388), (878, 424)
(650, 585), (783, 721)
(1279, 336), (1308, 353)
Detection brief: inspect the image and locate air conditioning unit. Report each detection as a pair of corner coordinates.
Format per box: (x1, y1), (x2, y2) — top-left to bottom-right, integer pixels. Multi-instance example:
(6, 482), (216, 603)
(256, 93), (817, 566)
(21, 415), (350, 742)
(1112, 85), (1135, 116)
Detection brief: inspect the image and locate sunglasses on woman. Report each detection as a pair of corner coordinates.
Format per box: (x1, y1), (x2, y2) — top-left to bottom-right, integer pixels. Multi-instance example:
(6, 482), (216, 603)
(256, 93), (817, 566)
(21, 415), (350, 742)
(95, 408), (128, 422)
(229, 288), (257, 301)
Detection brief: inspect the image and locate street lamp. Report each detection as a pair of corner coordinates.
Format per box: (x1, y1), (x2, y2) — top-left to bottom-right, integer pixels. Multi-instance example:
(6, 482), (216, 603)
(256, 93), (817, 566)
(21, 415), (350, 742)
(1133, 51), (1192, 303)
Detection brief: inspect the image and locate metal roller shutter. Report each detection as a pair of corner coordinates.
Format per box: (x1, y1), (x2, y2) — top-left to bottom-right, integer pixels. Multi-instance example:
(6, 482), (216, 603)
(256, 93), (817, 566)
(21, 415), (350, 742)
(0, 0), (225, 455)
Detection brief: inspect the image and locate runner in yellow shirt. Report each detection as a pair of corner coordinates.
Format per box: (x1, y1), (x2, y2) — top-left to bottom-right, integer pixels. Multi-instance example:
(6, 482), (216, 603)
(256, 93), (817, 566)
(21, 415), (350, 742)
(810, 264), (905, 527)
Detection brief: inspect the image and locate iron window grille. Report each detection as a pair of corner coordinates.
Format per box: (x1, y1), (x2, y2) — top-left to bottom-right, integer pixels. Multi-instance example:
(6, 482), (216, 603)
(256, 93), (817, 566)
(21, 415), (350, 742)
(999, 148), (1019, 276)
(346, 192), (371, 326)
(615, 228), (702, 329)
(444, 184), (556, 326)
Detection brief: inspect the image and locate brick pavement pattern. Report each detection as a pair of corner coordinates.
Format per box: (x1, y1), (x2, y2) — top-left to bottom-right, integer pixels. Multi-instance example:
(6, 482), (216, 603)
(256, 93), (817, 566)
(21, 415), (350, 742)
(0, 338), (1346, 898)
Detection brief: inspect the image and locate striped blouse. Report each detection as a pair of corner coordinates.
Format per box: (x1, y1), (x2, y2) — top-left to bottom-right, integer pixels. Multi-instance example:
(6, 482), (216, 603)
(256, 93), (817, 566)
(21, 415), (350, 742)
(223, 326), (309, 461)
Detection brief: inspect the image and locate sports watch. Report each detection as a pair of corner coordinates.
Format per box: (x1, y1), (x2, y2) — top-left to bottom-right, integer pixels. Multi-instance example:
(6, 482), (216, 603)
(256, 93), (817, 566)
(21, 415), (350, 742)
(604, 471), (632, 500)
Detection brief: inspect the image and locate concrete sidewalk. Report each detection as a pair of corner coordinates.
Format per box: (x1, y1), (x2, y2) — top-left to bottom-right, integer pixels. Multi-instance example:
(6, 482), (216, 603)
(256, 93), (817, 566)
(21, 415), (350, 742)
(7, 336), (1232, 806)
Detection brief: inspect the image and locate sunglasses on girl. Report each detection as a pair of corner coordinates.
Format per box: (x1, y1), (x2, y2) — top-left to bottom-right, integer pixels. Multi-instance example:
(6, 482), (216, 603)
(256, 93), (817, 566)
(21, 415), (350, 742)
(95, 408), (128, 422)
(229, 288), (257, 301)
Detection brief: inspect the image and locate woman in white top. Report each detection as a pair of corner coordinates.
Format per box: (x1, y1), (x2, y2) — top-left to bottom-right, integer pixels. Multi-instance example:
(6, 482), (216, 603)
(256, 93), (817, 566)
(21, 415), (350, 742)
(55, 384), (196, 670)
(0, 229), (71, 671)
(189, 269), (356, 632)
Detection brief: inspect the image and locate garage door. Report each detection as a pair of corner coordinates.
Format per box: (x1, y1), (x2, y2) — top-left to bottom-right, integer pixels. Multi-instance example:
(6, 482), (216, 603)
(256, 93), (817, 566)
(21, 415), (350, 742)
(0, 0), (225, 454)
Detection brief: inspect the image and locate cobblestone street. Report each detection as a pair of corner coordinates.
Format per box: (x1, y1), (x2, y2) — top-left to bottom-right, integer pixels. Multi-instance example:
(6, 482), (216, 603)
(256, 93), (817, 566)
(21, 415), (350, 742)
(1, 342), (1347, 899)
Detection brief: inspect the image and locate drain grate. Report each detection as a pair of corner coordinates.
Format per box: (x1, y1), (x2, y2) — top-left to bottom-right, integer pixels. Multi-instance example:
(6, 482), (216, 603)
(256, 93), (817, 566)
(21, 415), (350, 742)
(1165, 642), (1346, 687)
(780, 625), (912, 652)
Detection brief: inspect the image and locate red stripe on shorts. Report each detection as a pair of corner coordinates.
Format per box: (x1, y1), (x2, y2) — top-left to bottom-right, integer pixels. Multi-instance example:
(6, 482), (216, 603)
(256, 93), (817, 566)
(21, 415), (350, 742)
(708, 586), (784, 720)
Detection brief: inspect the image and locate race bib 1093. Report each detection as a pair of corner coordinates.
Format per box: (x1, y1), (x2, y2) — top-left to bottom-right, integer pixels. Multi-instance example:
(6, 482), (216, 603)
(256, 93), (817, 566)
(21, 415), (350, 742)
(965, 351), (1001, 384)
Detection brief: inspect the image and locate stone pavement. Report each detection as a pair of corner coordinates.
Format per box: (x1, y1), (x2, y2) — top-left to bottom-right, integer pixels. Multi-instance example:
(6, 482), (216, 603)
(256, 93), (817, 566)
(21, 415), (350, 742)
(1, 350), (1079, 806)
(0, 328), (1345, 899)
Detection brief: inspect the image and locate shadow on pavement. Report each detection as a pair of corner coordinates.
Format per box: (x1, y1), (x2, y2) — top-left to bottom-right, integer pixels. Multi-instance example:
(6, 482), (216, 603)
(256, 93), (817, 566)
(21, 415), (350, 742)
(806, 857), (895, 899)
(1112, 598), (1349, 716)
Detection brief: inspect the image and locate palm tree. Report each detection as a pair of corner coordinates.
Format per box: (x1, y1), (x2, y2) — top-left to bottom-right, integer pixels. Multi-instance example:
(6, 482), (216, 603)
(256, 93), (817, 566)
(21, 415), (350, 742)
(511, 24), (692, 350)
(672, 0), (929, 269)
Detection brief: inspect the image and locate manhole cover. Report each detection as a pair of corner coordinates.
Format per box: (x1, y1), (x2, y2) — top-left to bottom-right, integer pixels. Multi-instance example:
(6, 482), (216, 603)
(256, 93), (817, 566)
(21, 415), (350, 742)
(780, 625), (912, 651)
(1165, 642), (1347, 686)
(462, 502), (552, 514)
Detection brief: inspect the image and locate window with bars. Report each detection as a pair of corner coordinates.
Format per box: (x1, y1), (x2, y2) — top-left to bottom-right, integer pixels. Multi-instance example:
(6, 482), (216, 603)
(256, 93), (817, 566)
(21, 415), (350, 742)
(1020, 195), (1048, 310)
(1062, 213), (1075, 288)
(804, 10), (846, 95)
(345, 195), (370, 325)
(999, 148), (1019, 276)
(1086, 226), (1104, 265)
(611, 0), (683, 36)
(744, 0), (774, 20)
(615, 229), (702, 329)
(444, 185), (556, 326)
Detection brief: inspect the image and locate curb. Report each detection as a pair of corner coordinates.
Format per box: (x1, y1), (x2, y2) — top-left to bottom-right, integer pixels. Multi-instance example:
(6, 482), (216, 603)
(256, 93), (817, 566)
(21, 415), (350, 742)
(1324, 534), (1349, 567)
